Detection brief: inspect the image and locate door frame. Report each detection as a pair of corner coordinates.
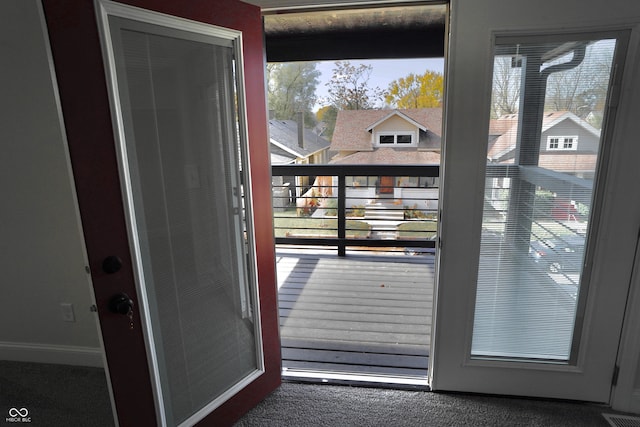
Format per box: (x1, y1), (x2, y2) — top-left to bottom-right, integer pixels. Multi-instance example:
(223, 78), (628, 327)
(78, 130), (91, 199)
(42, 0), (281, 424)
(431, 0), (640, 405)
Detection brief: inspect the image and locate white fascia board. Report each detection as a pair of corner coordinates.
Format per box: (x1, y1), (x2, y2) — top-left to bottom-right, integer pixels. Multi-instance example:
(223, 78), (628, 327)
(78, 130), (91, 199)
(365, 110), (428, 132)
(270, 138), (304, 157)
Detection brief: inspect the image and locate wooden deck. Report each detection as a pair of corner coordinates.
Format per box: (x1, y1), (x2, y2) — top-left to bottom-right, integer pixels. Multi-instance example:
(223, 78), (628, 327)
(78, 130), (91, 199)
(275, 249), (435, 378)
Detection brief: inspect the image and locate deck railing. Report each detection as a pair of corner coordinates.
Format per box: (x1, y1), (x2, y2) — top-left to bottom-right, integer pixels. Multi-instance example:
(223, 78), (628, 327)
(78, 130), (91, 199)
(271, 163), (592, 260)
(271, 164), (439, 256)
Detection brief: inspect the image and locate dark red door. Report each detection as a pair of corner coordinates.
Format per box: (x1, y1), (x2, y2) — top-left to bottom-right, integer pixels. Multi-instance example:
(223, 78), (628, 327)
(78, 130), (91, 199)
(380, 176), (395, 194)
(43, 1), (280, 425)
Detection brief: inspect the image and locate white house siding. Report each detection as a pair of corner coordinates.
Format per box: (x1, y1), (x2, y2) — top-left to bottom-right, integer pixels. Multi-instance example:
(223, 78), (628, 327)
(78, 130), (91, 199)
(372, 115), (419, 145)
(374, 115), (419, 133)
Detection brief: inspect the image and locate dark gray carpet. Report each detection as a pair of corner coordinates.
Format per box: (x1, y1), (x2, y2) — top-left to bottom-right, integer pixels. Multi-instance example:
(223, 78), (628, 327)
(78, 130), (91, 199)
(235, 381), (615, 427)
(0, 361), (623, 426)
(0, 361), (114, 426)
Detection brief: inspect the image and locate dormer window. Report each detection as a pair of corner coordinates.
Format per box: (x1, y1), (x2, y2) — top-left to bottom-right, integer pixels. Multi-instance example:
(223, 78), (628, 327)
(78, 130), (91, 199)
(377, 132), (416, 146)
(547, 135), (578, 151)
(379, 135), (395, 144)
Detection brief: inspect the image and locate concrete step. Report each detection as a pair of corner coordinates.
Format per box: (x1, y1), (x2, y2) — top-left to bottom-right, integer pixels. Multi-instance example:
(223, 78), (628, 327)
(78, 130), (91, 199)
(365, 203), (404, 211)
(364, 209), (404, 220)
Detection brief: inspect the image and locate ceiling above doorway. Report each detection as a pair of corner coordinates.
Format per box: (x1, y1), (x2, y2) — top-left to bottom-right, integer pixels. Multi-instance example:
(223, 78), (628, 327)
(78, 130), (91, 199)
(259, 3), (447, 61)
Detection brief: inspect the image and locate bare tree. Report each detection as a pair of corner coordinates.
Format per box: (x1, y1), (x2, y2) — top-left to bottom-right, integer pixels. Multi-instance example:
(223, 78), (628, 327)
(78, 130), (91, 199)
(491, 56), (521, 118)
(491, 41), (613, 127)
(325, 61), (383, 110)
(545, 43), (613, 122)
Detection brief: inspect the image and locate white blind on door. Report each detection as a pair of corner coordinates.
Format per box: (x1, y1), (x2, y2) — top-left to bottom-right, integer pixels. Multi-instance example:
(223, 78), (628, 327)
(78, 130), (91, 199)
(471, 36), (617, 361)
(110, 19), (259, 425)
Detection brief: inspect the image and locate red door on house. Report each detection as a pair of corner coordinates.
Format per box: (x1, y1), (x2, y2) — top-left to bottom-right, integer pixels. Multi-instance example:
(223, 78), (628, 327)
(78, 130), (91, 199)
(379, 176), (395, 194)
(43, 0), (280, 425)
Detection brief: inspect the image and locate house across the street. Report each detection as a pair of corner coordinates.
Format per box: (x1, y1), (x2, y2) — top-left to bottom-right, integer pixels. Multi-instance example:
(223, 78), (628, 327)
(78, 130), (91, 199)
(488, 111), (601, 179)
(299, 107), (601, 213)
(330, 108), (443, 165)
(269, 113), (331, 207)
(269, 113), (331, 166)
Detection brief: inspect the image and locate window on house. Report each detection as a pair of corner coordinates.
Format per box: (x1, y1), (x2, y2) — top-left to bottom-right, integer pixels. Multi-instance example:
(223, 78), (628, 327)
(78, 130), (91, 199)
(420, 177), (439, 187)
(347, 176), (373, 187)
(379, 135), (395, 144)
(404, 176), (419, 187)
(377, 133), (414, 145)
(397, 134), (413, 144)
(547, 136), (578, 150)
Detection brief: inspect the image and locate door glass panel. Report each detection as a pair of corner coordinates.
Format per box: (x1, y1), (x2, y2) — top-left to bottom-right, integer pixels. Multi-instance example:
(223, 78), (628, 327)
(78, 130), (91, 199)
(472, 36), (617, 361)
(108, 18), (260, 425)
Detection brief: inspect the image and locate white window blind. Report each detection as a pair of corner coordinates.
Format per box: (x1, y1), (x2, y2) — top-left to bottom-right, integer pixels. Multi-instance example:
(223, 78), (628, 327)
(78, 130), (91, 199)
(472, 36), (616, 361)
(109, 21), (259, 424)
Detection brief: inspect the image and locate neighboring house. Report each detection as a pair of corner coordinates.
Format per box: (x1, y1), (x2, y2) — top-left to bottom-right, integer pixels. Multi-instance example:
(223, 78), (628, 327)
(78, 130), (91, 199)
(269, 116), (331, 207)
(316, 109), (598, 212)
(487, 111), (601, 219)
(488, 111), (601, 179)
(330, 108), (443, 164)
(269, 116), (331, 166)
(315, 108), (443, 211)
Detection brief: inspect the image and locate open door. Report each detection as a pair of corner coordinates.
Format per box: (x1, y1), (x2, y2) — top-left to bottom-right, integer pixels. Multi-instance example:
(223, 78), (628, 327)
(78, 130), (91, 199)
(42, 0), (280, 425)
(432, 0), (640, 403)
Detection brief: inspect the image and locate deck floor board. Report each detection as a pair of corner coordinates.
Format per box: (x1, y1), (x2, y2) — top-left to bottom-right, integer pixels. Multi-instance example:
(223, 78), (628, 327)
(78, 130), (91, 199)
(276, 250), (434, 378)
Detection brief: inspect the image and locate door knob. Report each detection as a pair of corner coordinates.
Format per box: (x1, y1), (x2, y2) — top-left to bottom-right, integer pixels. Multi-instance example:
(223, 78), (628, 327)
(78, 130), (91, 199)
(102, 256), (123, 274)
(109, 293), (134, 315)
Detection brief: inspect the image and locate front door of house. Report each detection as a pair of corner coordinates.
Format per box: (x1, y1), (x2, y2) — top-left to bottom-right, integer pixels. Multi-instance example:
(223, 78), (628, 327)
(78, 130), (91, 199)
(43, 0), (280, 425)
(379, 176), (394, 194)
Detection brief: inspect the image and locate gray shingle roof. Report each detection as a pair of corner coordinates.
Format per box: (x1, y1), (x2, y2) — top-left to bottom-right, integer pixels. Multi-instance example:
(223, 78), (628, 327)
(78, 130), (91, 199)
(270, 144), (296, 165)
(269, 119), (331, 158)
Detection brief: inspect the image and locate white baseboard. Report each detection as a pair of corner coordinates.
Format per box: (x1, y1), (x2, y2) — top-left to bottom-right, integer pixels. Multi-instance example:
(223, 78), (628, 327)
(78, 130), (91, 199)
(0, 341), (104, 367)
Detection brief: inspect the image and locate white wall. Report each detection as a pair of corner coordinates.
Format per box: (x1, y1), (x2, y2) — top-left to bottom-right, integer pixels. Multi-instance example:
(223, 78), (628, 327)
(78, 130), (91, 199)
(0, 0), (102, 366)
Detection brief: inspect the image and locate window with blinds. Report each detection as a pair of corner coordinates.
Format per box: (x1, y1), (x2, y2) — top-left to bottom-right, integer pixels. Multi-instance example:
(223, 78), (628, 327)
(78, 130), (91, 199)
(471, 36), (617, 361)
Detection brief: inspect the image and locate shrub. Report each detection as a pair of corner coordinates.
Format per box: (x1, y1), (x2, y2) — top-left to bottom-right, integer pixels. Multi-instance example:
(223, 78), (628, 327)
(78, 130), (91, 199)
(322, 198), (338, 216)
(404, 204), (429, 219)
(348, 205), (365, 217)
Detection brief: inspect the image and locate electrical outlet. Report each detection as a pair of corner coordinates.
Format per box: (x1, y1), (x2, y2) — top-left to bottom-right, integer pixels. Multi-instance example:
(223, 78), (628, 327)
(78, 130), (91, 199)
(60, 303), (75, 322)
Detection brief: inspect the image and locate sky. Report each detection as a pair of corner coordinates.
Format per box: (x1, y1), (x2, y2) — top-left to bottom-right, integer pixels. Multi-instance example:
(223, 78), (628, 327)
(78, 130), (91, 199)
(312, 58), (445, 111)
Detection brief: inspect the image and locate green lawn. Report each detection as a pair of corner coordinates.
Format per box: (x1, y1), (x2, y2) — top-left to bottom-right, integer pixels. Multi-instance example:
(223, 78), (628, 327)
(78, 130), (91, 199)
(273, 210), (371, 238)
(274, 208), (438, 240)
(397, 220), (438, 239)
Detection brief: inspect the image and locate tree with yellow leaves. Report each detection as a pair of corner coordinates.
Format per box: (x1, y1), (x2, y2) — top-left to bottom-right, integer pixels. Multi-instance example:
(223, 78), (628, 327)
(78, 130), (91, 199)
(384, 71), (444, 108)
